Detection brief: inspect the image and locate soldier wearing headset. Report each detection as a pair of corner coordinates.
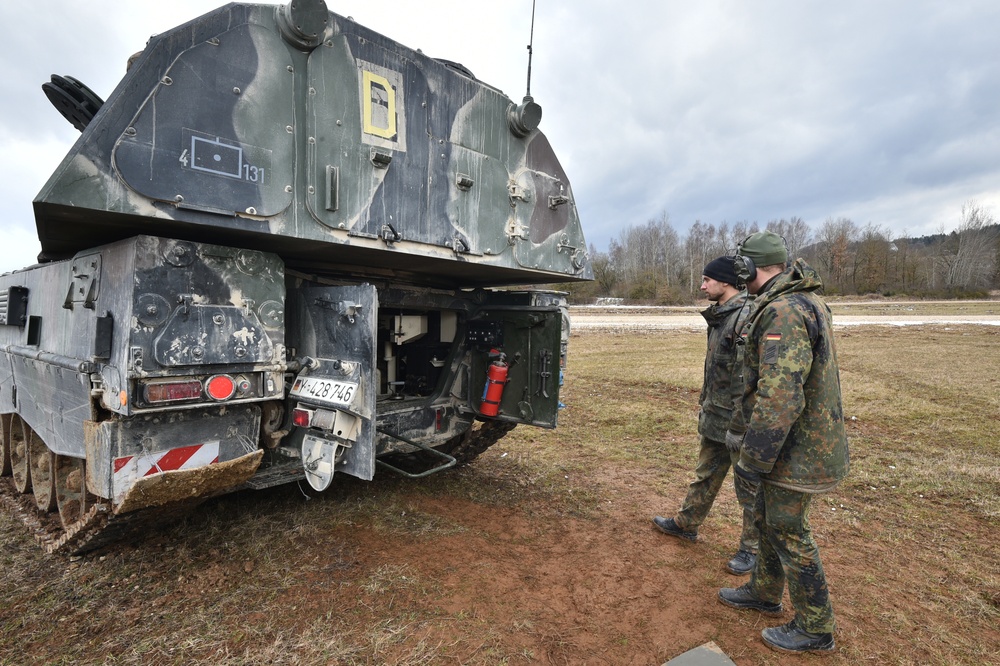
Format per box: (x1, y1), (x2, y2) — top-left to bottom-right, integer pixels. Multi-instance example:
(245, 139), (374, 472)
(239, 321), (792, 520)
(718, 231), (849, 655)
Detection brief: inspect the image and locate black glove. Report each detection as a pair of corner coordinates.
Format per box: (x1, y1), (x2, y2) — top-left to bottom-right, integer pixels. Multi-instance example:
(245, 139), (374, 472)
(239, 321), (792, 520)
(733, 462), (761, 495)
(725, 430), (744, 453)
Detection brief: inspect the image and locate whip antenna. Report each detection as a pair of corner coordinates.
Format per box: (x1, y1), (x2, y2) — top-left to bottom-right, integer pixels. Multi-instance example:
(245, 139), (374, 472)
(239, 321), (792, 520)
(526, 0), (536, 97)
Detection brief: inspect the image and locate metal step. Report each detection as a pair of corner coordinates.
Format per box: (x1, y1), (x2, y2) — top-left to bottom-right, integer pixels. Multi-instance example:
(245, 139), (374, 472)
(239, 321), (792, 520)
(374, 428), (456, 478)
(244, 461), (306, 490)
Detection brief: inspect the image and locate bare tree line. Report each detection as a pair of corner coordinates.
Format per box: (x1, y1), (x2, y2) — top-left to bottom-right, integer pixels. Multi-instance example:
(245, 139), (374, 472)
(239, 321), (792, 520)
(571, 201), (1000, 303)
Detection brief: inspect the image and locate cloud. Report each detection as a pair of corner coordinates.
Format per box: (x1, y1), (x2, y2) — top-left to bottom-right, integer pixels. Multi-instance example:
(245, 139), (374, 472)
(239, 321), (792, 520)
(530, 1), (1000, 247)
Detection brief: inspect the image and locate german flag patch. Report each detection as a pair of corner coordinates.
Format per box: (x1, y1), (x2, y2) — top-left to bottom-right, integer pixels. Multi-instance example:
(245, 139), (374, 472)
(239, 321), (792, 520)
(763, 333), (781, 364)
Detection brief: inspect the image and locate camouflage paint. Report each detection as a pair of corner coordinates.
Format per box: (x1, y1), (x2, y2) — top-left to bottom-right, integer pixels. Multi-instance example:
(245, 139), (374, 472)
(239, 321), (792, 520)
(34, 3), (591, 288)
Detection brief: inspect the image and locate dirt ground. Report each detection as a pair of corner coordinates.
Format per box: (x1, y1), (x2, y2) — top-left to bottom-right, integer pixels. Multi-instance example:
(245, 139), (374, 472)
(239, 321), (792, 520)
(8, 462), (803, 666)
(65, 432), (976, 666)
(256, 459), (980, 666)
(328, 466), (840, 665)
(4, 320), (998, 665)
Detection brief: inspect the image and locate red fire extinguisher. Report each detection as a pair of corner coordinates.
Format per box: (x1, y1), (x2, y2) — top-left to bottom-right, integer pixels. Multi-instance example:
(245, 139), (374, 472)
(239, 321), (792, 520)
(479, 350), (508, 417)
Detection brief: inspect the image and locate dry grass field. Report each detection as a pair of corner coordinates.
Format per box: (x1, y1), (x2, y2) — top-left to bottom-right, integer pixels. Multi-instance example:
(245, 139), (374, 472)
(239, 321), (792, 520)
(1, 314), (998, 665)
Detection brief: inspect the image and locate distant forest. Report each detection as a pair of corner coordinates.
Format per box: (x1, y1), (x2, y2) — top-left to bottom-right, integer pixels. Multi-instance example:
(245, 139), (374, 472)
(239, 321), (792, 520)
(562, 201), (1000, 304)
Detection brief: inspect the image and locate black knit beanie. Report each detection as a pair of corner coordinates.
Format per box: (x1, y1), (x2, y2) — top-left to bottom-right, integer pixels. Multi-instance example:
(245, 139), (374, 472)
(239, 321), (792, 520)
(703, 255), (739, 286)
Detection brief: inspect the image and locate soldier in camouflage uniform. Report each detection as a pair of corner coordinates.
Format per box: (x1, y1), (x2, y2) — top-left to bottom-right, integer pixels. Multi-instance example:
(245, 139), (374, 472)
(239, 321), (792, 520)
(717, 232), (849, 655)
(652, 256), (759, 575)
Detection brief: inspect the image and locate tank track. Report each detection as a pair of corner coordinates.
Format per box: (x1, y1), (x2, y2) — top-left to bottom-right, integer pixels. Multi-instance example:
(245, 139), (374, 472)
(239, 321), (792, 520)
(0, 478), (202, 556)
(443, 420), (517, 466)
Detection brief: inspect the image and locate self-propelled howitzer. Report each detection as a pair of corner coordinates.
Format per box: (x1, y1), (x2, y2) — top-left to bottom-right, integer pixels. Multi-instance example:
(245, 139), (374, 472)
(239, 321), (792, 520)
(0, 0), (591, 553)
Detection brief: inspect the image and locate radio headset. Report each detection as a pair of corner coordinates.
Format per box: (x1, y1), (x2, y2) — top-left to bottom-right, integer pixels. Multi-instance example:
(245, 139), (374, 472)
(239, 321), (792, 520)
(732, 233), (788, 288)
(733, 241), (756, 287)
(731, 232), (789, 342)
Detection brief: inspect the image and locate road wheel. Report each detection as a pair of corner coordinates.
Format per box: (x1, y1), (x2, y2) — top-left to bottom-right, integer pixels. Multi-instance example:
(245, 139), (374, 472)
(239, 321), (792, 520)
(55, 455), (91, 528)
(10, 415), (30, 494)
(27, 427), (56, 512)
(0, 414), (10, 476)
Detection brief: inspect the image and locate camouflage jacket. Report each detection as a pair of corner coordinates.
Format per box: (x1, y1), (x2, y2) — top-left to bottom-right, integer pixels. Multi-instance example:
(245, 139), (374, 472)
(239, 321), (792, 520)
(736, 259), (849, 491)
(698, 292), (751, 442)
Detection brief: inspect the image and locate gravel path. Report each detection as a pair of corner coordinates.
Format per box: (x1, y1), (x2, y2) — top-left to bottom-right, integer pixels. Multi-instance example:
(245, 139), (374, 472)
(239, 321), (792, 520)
(568, 308), (1000, 331)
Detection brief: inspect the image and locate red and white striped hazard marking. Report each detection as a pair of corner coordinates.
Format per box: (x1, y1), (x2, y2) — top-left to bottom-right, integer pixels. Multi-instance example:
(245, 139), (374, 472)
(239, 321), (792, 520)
(112, 441), (220, 502)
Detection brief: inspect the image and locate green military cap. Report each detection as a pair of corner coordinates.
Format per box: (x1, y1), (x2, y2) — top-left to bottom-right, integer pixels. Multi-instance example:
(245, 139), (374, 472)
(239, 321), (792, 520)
(738, 231), (788, 266)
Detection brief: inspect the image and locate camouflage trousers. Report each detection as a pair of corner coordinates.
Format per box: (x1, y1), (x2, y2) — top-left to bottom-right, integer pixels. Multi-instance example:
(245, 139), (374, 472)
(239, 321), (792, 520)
(749, 483), (836, 634)
(675, 437), (758, 552)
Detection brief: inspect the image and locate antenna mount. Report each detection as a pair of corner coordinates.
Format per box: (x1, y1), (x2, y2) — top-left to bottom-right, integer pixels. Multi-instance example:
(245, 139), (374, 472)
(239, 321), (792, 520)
(508, 0), (543, 136)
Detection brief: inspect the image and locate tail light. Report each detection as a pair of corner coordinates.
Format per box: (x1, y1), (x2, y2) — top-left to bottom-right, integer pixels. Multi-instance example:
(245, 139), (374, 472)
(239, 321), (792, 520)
(205, 375), (236, 401)
(292, 407), (313, 427)
(144, 380), (203, 404)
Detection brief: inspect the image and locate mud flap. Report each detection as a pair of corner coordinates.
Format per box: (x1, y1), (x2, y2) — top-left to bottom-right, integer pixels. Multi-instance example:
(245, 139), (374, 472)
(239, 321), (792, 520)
(285, 282), (378, 483)
(115, 449), (263, 514)
(85, 404), (262, 502)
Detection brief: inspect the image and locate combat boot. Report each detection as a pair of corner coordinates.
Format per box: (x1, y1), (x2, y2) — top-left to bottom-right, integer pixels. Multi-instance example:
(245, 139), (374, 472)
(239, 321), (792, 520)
(761, 619), (835, 654)
(717, 584), (783, 616)
(725, 549), (756, 575)
(652, 516), (697, 542)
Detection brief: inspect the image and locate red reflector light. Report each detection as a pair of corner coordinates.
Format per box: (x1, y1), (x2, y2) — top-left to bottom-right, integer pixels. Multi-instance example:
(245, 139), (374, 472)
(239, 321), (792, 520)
(144, 380), (203, 403)
(206, 375), (236, 401)
(292, 408), (312, 428)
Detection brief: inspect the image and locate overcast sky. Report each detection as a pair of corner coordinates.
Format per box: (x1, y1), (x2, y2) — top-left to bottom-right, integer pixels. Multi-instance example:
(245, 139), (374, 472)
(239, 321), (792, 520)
(2, 1), (998, 272)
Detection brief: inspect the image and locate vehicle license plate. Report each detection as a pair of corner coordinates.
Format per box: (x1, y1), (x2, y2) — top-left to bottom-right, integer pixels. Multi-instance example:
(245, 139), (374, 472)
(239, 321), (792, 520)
(289, 376), (357, 407)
